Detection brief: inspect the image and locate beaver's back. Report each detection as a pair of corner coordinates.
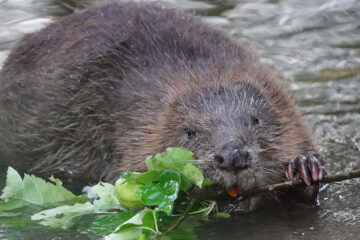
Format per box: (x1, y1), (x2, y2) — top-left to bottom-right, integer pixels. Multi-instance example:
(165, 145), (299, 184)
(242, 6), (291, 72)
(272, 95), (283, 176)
(0, 2), (247, 181)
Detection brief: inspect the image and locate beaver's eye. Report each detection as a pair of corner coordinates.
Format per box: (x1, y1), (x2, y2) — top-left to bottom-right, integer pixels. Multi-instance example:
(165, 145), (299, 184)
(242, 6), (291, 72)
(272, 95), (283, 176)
(251, 116), (260, 126)
(185, 128), (196, 139)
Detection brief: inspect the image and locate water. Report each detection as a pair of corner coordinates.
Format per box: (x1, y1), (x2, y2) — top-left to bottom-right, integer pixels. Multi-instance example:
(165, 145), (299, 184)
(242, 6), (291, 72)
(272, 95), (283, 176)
(0, 0), (359, 239)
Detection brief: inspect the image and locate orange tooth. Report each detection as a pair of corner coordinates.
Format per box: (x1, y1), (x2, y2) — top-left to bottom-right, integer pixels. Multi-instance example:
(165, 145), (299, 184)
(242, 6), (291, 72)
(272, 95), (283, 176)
(228, 188), (238, 197)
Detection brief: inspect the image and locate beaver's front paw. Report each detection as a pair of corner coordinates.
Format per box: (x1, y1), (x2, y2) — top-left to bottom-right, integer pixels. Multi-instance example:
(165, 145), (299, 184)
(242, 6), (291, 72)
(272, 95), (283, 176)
(285, 155), (325, 184)
(285, 155), (325, 205)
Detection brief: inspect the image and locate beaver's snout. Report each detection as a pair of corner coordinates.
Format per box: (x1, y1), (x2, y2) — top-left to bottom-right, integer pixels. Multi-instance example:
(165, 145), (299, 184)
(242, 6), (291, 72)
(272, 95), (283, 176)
(214, 141), (251, 172)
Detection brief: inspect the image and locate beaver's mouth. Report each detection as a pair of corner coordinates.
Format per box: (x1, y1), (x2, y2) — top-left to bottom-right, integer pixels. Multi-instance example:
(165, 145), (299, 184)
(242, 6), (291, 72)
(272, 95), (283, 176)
(198, 163), (268, 213)
(209, 167), (258, 191)
(195, 182), (261, 213)
(226, 184), (244, 197)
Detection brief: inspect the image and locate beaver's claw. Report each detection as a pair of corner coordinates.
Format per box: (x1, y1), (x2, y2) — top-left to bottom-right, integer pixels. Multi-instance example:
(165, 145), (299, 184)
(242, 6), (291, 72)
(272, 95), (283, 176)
(285, 155), (325, 205)
(285, 155), (325, 184)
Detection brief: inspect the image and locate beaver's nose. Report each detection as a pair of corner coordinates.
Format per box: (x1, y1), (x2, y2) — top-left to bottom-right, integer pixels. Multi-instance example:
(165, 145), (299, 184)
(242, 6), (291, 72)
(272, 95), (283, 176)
(214, 142), (251, 172)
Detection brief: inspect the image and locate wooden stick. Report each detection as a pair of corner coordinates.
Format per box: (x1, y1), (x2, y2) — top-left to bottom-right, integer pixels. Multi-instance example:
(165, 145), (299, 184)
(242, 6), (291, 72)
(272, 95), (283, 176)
(244, 169), (360, 197)
(195, 169), (360, 201)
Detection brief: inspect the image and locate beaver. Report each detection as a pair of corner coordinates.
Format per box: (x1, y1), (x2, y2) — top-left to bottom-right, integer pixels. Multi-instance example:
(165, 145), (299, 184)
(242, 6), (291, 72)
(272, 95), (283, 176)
(0, 2), (324, 212)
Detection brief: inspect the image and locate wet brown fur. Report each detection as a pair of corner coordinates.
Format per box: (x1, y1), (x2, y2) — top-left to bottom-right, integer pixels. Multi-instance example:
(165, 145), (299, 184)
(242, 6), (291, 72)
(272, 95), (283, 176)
(0, 2), (316, 209)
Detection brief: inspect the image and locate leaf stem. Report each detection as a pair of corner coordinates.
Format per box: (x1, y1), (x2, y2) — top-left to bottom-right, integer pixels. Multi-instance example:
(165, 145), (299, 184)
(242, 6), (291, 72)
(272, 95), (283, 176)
(161, 198), (197, 236)
(153, 210), (159, 233)
(171, 201), (217, 216)
(205, 201), (216, 215)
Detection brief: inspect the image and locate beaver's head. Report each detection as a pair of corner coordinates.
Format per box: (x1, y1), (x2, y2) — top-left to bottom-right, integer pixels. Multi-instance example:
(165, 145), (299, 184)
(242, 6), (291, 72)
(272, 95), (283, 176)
(158, 80), (287, 209)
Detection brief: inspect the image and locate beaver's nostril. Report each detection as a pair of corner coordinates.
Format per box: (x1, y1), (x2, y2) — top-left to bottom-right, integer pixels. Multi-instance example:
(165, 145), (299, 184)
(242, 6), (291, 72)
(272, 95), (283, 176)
(214, 153), (234, 170)
(214, 155), (225, 166)
(234, 150), (251, 169)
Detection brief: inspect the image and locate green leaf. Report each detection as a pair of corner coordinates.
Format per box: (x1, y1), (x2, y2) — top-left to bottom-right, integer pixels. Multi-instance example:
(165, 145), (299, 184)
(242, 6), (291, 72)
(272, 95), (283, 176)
(0, 167), (23, 200)
(0, 199), (28, 211)
(105, 227), (143, 240)
(91, 211), (137, 236)
(31, 202), (96, 228)
(116, 209), (156, 231)
(115, 178), (145, 209)
(145, 148), (195, 171)
(181, 163), (204, 190)
(138, 233), (152, 240)
(158, 170), (180, 214)
(159, 170), (180, 202)
(145, 148), (206, 190)
(0, 167), (86, 211)
(105, 209), (159, 239)
(131, 171), (160, 185)
(116, 210), (149, 229)
(91, 182), (121, 210)
(137, 184), (164, 206)
(137, 170), (180, 215)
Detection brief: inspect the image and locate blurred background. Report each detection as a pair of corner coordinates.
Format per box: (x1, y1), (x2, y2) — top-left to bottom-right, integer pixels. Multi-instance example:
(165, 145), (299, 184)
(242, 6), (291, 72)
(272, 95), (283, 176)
(0, 0), (359, 239)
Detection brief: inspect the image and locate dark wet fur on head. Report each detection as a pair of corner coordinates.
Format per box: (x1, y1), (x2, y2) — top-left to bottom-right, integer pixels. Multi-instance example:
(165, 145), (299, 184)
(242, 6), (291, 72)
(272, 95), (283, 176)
(0, 2), (317, 210)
